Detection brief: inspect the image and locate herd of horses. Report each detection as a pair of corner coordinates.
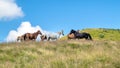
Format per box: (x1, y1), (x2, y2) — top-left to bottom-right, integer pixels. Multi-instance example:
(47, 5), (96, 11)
(17, 29), (92, 42)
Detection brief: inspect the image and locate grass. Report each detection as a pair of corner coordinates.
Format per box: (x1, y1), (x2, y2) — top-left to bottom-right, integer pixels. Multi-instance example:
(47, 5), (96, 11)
(0, 40), (120, 68)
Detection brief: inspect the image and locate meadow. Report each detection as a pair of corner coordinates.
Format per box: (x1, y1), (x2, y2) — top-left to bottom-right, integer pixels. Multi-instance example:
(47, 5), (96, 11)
(0, 28), (120, 68)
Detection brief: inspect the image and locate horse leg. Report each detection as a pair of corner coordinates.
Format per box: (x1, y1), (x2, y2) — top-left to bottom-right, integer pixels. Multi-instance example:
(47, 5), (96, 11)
(21, 36), (24, 42)
(25, 35), (29, 41)
(33, 39), (36, 41)
(67, 37), (71, 40)
(25, 35), (30, 41)
(41, 38), (44, 41)
(47, 37), (50, 41)
(84, 36), (88, 40)
(67, 36), (71, 40)
(88, 34), (92, 40)
(21, 38), (23, 42)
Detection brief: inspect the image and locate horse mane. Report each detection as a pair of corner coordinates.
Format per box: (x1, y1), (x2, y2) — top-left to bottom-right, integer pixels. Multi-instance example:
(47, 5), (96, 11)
(70, 29), (77, 34)
(56, 30), (64, 36)
(33, 30), (42, 35)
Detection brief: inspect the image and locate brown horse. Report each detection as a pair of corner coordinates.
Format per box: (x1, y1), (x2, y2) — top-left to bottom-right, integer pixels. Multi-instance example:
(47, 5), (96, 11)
(24, 30), (42, 41)
(67, 33), (75, 40)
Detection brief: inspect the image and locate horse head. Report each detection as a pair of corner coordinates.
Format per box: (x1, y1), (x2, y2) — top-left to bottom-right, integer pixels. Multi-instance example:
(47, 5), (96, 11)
(37, 30), (42, 35)
(57, 30), (64, 36)
(61, 30), (64, 36)
(70, 29), (76, 34)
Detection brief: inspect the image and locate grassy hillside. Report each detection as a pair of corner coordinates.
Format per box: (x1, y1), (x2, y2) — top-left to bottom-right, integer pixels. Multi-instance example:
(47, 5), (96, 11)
(82, 28), (120, 41)
(0, 40), (120, 68)
(0, 28), (120, 68)
(61, 28), (120, 41)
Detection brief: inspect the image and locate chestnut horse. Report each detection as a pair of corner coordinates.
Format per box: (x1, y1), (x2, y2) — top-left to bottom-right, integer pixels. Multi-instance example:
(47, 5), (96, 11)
(67, 33), (75, 40)
(24, 30), (42, 41)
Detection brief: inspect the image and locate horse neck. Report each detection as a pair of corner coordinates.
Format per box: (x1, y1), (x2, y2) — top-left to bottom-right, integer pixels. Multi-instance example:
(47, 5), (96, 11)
(33, 32), (39, 37)
(57, 32), (63, 38)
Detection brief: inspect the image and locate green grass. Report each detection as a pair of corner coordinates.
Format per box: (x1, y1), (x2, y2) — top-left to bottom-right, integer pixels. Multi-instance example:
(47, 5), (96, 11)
(82, 28), (120, 41)
(0, 40), (120, 68)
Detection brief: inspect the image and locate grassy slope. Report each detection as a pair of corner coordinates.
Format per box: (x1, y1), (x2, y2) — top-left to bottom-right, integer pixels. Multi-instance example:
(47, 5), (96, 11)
(0, 40), (120, 68)
(0, 28), (120, 68)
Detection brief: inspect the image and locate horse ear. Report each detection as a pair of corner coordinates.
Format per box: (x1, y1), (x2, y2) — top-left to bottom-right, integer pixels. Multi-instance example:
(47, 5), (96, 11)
(61, 30), (64, 35)
(71, 29), (74, 31)
(61, 30), (63, 33)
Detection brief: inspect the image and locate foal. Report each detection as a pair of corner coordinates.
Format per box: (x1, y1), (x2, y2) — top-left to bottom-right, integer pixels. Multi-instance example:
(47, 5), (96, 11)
(17, 34), (25, 42)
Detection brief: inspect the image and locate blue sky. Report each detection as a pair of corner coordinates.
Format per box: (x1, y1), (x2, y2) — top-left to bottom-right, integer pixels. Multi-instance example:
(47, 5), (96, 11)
(0, 0), (120, 42)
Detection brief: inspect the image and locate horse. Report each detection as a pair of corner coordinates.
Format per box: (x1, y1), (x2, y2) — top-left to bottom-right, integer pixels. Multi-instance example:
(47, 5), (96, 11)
(40, 35), (47, 41)
(67, 33), (75, 40)
(24, 30), (42, 41)
(41, 30), (64, 41)
(69, 29), (92, 40)
(17, 34), (25, 42)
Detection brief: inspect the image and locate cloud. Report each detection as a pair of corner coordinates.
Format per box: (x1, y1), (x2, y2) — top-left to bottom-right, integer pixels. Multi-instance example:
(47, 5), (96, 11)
(5, 21), (64, 42)
(6, 21), (43, 42)
(0, 0), (24, 20)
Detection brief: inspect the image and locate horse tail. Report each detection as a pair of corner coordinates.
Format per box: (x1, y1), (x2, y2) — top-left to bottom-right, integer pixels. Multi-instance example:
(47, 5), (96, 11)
(24, 34), (27, 41)
(87, 33), (92, 40)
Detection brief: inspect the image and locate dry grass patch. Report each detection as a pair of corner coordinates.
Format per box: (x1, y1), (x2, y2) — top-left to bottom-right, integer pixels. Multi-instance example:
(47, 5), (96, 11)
(0, 40), (120, 68)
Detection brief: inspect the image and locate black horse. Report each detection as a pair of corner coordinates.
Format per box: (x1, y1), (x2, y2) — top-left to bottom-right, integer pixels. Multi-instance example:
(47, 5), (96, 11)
(69, 29), (92, 40)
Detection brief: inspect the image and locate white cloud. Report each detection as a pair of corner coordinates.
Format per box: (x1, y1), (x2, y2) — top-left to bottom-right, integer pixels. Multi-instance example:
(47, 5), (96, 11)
(6, 21), (43, 42)
(0, 0), (24, 20)
(5, 21), (64, 42)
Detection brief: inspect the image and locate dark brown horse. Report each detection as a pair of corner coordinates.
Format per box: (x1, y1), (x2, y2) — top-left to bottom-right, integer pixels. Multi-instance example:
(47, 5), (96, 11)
(24, 30), (42, 41)
(69, 29), (92, 40)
